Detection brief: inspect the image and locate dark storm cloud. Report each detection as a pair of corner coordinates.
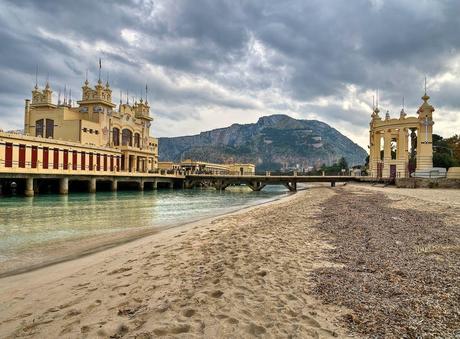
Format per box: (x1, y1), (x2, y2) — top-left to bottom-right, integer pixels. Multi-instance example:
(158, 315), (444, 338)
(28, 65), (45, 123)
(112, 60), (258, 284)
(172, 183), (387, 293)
(0, 0), (459, 141)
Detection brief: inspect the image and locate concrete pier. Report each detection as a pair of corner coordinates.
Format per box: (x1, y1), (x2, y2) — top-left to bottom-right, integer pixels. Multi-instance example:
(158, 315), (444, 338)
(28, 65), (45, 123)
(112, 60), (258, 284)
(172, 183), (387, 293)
(59, 177), (69, 195)
(111, 179), (118, 192)
(89, 178), (97, 193)
(25, 177), (34, 197)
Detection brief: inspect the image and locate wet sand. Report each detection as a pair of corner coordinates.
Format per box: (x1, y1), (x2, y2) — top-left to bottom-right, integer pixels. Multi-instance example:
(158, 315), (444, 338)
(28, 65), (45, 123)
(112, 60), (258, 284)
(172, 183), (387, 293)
(0, 190), (288, 278)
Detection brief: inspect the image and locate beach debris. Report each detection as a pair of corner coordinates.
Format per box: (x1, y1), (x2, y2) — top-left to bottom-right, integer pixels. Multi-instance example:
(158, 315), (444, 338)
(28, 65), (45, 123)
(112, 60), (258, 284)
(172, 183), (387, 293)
(310, 188), (460, 338)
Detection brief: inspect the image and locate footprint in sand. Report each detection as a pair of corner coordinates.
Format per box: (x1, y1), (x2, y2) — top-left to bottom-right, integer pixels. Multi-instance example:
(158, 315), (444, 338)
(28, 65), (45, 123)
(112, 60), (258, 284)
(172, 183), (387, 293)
(153, 324), (191, 335)
(182, 309), (196, 317)
(210, 290), (224, 298)
(107, 267), (132, 275)
(63, 309), (81, 320)
(247, 322), (267, 336)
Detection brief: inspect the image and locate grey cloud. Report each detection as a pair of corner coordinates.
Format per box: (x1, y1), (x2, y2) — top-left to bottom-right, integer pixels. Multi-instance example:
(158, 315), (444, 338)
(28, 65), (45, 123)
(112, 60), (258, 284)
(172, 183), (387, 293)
(0, 0), (459, 142)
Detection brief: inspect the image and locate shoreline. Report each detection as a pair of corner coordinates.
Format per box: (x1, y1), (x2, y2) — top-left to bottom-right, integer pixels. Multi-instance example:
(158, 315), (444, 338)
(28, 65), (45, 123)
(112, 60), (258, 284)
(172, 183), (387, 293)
(0, 187), (299, 281)
(1, 186), (348, 338)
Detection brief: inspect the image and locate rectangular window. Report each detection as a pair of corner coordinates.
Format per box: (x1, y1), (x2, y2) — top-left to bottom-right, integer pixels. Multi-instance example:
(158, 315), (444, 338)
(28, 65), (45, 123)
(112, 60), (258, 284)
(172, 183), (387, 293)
(103, 154), (107, 171)
(96, 154), (101, 171)
(19, 144), (26, 168)
(89, 153), (93, 170)
(43, 147), (49, 169)
(110, 155), (114, 171)
(5, 143), (13, 167)
(72, 151), (78, 170)
(117, 156), (121, 172)
(63, 150), (68, 170)
(81, 151), (86, 170)
(36, 119), (44, 137)
(31, 146), (38, 168)
(45, 119), (54, 138)
(53, 149), (59, 169)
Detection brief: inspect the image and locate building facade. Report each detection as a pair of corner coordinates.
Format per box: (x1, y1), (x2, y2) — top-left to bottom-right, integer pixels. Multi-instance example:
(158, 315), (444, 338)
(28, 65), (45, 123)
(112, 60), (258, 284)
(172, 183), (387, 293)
(368, 92), (434, 178)
(11, 78), (158, 173)
(158, 160), (256, 175)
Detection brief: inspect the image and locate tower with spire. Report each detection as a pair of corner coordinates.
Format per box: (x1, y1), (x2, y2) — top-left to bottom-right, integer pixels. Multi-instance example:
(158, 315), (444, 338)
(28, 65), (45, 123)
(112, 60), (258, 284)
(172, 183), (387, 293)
(22, 61), (159, 173)
(368, 81), (435, 179)
(416, 79), (435, 170)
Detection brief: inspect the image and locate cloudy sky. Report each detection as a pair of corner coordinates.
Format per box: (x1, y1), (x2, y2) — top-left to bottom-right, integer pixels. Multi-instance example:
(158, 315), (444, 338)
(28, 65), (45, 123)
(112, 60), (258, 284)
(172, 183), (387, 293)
(1, 0), (459, 149)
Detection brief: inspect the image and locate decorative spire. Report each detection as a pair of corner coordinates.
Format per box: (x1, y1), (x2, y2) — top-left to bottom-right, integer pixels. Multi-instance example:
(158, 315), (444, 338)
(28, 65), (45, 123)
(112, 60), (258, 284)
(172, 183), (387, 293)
(84, 69), (89, 86)
(64, 84), (67, 105)
(422, 76), (430, 102)
(119, 89), (122, 105)
(145, 84), (148, 104)
(98, 58), (102, 84)
(34, 65), (39, 90)
(126, 90), (129, 105)
(69, 88), (72, 107)
(58, 88), (61, 106)
(45, 73), (50, 89)
(373, 90), (380, 116)
(400, 96), (406, 118)
(106, 72), (110, 88)
(385, 110), (390, 120)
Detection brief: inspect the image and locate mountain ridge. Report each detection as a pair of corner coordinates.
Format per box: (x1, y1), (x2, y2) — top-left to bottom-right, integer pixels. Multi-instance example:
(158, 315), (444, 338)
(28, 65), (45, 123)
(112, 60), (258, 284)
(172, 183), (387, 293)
(158, 114), (367, 171)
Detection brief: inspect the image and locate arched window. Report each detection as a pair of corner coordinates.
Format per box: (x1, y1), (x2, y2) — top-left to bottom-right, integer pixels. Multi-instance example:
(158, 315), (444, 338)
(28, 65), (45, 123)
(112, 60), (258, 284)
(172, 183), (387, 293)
(113, 128), (120, 146)
(134, 133), (141, 148)
(36, 119), (44, 137)
(122, 129), (133, 146)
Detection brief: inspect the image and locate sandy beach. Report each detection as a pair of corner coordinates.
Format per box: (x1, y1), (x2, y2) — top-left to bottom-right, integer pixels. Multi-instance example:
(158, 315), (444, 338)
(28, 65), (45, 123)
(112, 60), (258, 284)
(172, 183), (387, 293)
(0, 184), (459, 338)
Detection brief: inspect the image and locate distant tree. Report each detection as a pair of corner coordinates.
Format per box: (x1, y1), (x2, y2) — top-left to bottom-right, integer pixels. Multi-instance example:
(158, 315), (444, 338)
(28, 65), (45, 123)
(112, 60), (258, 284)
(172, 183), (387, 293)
(338, 157), (349, 170)
(445, 134), (460, 160)
(432, 134), (459, 168)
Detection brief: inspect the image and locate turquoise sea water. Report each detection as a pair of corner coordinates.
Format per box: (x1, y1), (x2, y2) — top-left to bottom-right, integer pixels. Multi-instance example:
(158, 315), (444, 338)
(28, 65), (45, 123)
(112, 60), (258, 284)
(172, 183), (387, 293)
(0, 187), (288, 268)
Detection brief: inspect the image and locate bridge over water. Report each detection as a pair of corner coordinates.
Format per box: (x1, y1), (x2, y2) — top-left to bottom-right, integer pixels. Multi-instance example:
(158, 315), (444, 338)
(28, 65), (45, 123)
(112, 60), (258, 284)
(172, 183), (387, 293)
(184, 174), (383, 191)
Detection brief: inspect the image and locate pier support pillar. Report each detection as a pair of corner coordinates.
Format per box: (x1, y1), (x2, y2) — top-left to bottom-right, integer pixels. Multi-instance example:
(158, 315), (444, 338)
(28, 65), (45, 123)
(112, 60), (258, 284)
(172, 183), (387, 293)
(248, 181), (266, 191)
(283, 182), (297, 192)
(89, 178), (97, 193)
(139, 180), (144, 191)
(331, 181), (336, 187)
(25, 177), (34, 197)
(111, 179), (118, 192)
(59, 177), (69, 195)
(153, 180), (158, 190)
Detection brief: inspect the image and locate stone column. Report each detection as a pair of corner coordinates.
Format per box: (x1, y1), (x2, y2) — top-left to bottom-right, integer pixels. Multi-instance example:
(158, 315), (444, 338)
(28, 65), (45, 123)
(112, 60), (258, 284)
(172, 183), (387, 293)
(25, 145), (32, 169)
(111, 179), (118, 192)
(59, 177), (69, 195)
(383, 129), (392, 177)
(12, 143), (18, 169)
(37, 147), (43, 170)
(88, 178), (96, 193)
(398, 128), (409, 177)
(417, 95), (434, 171)
(24, 177), (34, 197)
(139, 179), (144, 191)
(0, 143), (5, 168)
(153, 179), (157, 189)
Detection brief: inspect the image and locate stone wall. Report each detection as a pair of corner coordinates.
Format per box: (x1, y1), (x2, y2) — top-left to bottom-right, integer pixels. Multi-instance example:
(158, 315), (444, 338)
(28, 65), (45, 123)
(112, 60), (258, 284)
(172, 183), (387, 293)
(396, 178), (460, 189)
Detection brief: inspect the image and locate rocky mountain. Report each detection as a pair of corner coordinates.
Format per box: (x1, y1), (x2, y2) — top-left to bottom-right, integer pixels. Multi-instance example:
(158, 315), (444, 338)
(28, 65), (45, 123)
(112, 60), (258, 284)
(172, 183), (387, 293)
(158, 114), (368, 171)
